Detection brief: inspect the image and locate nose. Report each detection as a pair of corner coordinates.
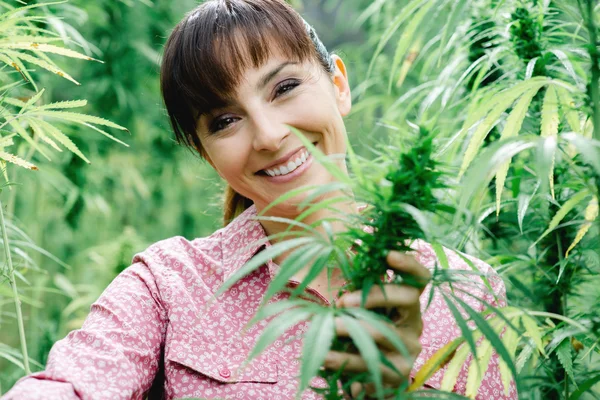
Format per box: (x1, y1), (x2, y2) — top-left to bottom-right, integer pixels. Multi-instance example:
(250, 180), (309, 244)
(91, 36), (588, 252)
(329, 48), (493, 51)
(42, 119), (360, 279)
(250, 110), (290, 152)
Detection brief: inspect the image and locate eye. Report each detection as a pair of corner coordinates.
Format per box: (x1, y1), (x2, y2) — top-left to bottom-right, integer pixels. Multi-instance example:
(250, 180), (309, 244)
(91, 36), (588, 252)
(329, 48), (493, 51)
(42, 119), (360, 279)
(209, 115), (239, 133)
(274, 79), (301, 99)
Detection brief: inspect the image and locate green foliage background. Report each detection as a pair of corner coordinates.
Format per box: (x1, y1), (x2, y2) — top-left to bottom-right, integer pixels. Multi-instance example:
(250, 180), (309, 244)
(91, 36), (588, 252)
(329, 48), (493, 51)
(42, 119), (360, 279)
(1, 0), (599, 399)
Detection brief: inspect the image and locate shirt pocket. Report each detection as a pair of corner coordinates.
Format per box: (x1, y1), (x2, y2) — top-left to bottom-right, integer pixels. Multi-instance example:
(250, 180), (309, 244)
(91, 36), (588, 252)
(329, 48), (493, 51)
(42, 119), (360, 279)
(166, 335), (278, 385)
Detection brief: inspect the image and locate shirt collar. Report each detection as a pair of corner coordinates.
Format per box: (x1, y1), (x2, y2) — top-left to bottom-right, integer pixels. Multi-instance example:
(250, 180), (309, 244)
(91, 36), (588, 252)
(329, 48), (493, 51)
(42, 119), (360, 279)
(220, 204), (278, 282)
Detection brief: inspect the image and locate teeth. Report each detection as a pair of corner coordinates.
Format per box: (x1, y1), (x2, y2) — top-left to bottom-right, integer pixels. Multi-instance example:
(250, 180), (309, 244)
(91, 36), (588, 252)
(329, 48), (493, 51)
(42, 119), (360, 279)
(264, 150), (310, 177)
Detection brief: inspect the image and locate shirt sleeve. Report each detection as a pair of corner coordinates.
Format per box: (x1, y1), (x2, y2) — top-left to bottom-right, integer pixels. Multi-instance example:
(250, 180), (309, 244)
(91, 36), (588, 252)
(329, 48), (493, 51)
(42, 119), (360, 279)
(1, 261), (167, 400)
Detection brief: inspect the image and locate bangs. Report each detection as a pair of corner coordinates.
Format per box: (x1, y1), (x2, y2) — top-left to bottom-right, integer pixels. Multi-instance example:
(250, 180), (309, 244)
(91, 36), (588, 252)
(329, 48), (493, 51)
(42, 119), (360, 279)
(161, 0), (316, 150)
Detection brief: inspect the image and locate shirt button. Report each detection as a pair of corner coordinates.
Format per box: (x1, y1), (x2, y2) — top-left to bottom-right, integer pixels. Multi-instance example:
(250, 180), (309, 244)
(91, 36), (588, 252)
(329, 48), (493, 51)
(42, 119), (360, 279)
(219, 366), (231, 379)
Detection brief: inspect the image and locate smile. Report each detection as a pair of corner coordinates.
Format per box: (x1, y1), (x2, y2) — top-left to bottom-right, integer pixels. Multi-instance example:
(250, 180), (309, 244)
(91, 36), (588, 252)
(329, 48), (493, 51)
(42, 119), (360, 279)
(264, 149), (309, 176)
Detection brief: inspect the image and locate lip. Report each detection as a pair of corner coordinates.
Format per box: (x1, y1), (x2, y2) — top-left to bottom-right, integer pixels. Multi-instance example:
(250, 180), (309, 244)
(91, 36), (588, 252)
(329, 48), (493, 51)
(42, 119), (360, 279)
(263, 153), (313, 183)
(257, 145), (306, 173)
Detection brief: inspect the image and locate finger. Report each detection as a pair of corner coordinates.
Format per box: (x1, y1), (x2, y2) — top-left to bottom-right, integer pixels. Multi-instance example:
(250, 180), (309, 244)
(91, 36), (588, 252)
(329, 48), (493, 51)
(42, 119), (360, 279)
(334, 318), (424, 356)
(324, 351), (411, 385)
(337, 284), (421, 310)
(386, 251), (432, 281)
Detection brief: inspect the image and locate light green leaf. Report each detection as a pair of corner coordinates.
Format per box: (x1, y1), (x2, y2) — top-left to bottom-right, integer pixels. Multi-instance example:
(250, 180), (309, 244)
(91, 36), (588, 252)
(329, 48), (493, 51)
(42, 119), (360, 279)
(388, 1), (433, 92)
(409, 337), (465, 391)
(565, 196), (599, 258)
(531, 189), (590, 247)
(498, 322), (520, 396)
(27, 118), (90, 163)
(555, 87), (581, 134)
(517, 181), (540, 234)
(366, 0), (427, 79)
(466, 337), (494, 398)
(31, 111), (128, 131)
(452, 297), (518, 382)
(440, 340), (474, 392)
(18, 88), (44, 114)
(459, 80), (548, 177)
(0, 150), (37, 170)
(495, 87), (540, 215)
(521, 314), (546, 356)
(2, 50), (78, 85)
(299, 310), (335, 393)
(0, 42), (100, 62)
(430, 242), (449, 269)
(540, 85), (559, 199)
(35, 99), (87, 111)
(568, 373), (600, 400)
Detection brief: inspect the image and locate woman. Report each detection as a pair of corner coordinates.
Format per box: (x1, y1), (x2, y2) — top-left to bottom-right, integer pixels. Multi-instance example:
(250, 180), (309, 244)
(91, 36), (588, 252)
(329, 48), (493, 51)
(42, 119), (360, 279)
(2, 1), (516, 399)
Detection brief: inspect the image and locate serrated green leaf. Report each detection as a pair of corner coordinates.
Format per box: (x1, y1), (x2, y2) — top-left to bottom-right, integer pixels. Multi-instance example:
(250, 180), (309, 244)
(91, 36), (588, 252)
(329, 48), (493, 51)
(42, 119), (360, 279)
(339, 314), (384, 398)
(517, 181), (540, 234)
(459, 80), (548, 177)
(35, 99), (87, 111)
(430, 242), (449, 270)
(495, 87), (540, 215)
(388, 1), (433, 92)
(0, 52), (37, 90)
(0, 42), (100, 62)
(2, 50), (78, 85)
(263, 244), (323, 301)
(366, 0), (427, 79)
(466, 336), (494, 398)
(0, 150), (37, 170)
(452, 297), (518, 384)
(555, 339), (575, 384)
(521, 314), (546, 356)
(345, 308), (410, 357)
(31, 110), (127, 131)
(7, 118), (50, 160)
(532, 189), (590, 247)
(248, 308), (311, 363)
(565, 196), (599, 258)
(442, 293), (479, 362)
(290, 248), (333, 298)
(216, 237), (315, 298)
(299, 310), (335, 393)
(440, 340), (474, 392)
(27, 118), (90, 163)
(498, 321), (520, 396)
(409, 337), (465, 391)
(541, 85), (559, 199)
(568, 373), (600, 400)
(27, 119), (61, 152)
(555, 87), (581, 134)
(18, 88), (44, 114)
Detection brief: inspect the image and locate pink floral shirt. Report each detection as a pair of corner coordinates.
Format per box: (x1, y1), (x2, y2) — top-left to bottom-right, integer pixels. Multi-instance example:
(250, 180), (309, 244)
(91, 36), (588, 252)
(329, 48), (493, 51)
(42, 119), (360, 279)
(3, 205), (517, 400)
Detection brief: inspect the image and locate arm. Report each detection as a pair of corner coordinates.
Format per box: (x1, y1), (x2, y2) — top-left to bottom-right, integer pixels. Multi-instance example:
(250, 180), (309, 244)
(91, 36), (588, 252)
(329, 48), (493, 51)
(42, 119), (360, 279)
(2, 262), (167, 400)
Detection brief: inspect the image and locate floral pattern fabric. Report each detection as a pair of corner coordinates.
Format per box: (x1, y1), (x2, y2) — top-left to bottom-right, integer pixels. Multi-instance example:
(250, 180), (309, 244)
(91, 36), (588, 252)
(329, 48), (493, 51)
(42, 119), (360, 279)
(3, 205), (517, 400)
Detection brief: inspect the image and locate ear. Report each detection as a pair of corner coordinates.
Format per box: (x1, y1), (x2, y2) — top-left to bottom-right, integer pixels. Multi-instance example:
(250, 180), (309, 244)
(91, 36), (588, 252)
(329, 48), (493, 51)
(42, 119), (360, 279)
(331, 54), (352, 117)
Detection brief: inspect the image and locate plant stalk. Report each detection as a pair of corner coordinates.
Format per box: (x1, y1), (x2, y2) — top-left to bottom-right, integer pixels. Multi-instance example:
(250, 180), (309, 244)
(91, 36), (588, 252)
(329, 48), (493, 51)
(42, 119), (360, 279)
(0, 195), (30, 374)
(585, 0), (600, 143)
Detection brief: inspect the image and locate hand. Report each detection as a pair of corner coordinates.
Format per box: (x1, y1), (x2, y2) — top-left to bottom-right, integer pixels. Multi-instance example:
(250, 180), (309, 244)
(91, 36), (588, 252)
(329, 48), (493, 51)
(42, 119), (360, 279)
(324, 250), (432, 398)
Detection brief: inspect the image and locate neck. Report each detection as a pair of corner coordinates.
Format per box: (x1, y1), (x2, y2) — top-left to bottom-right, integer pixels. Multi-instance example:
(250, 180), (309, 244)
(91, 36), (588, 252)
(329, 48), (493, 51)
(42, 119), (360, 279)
(256, 192), (357, 299)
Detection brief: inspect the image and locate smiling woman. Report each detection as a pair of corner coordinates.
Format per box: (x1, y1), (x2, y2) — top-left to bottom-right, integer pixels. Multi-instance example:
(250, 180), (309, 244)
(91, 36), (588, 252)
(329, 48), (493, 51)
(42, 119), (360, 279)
(1, 1), (515, 399)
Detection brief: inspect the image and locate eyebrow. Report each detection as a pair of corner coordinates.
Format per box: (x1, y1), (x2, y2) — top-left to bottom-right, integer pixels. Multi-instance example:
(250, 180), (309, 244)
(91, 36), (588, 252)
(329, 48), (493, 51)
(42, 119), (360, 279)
(258, 61), (298, 91)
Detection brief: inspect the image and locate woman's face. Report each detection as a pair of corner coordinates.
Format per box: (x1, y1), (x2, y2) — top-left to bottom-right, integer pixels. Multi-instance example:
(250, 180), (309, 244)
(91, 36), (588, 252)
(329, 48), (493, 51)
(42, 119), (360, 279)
(196, 51), (352, 214)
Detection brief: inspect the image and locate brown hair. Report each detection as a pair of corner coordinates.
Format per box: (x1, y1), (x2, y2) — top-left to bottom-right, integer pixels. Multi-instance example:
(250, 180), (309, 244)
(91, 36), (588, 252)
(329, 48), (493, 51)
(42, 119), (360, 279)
(160, 0), (334, 225)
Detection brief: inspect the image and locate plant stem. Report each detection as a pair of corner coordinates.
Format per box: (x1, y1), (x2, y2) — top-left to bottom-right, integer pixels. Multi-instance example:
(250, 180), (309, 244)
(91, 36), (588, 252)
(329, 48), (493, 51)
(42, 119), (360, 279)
(585, 0), (600, 143)
(0, 195), (30, 374)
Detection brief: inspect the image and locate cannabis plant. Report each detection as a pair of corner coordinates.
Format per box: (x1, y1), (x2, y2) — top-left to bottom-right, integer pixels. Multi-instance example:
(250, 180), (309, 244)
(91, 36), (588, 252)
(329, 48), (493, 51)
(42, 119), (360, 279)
(0, 0), (127, 382)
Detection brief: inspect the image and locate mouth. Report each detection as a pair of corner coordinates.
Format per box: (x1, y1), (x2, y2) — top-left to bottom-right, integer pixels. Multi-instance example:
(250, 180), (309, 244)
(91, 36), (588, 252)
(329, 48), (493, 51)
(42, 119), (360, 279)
(256, 143), (317, 177)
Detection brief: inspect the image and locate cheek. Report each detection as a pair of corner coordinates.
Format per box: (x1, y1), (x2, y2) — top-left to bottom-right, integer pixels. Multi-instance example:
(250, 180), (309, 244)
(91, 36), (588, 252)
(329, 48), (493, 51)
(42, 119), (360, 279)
(203, 138), (249, 179)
